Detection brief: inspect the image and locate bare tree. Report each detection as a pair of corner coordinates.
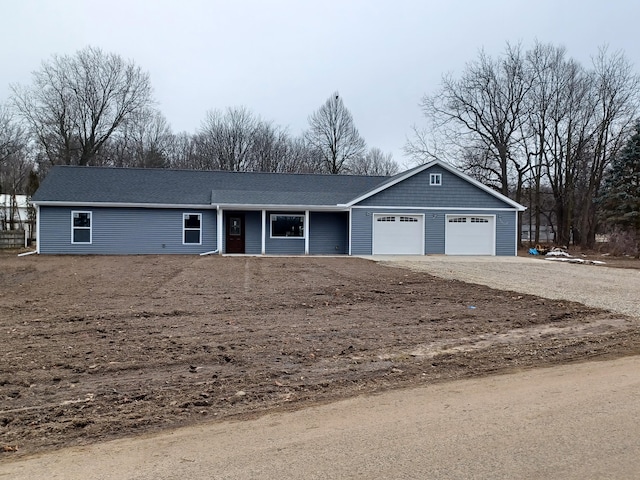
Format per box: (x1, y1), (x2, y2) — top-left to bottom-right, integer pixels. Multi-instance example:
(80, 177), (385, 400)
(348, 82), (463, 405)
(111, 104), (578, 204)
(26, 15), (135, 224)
(577, 48), (639, 247)
(0, 104), (35, 232)
(197, 106), (258, 171)
(0, 105), (25, 168)
(522, 44), (639, 246)
(0, 105), (31, 192)
(410, 41), (640, 248)
(305, 92), (366, 174)
(404, 125), (449, 164)
(522, 43), (590, 245)
(275, 136), (324, 174)
(349, 147), (398, 175)
(246, 121), (290, 172)
(11, 46), (154, 167)
(165, 132), (198, 170)
(105, 109), (172, 168)
(521, 42), (567, 243)
(543, 59), (593, 246)
(414, 44), (532, 199)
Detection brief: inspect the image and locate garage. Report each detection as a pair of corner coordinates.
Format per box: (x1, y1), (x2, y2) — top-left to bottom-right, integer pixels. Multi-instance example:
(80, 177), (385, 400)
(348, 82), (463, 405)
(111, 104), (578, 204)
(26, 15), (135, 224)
(373, 214), (424, 255)
(445, 215), (495, 255)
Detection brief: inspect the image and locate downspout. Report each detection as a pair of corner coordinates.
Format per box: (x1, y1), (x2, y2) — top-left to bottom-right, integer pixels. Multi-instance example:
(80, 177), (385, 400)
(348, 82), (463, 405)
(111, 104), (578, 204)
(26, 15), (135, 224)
(36, 204), (40, 254)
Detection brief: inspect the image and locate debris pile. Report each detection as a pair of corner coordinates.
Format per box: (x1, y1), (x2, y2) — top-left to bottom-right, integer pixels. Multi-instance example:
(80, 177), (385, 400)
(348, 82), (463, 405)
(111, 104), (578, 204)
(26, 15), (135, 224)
(544, 248), (606, 265)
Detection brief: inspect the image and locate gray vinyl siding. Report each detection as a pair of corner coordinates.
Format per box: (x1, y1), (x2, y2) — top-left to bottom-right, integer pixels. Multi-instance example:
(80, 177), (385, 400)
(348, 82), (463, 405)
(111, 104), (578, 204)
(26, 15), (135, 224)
(265, 237), (305, 255)
(496, 210), (518, 256)
(244, 211), (262, 254)
(357, 166), (511, 209)
(39, 206), (217, 254)
(425, 213), (445, 254)
(309, 212), (348, 254)
(265, 210), (305, 255)
(351, 208), (517, 256)
(351, 209), (373, 255)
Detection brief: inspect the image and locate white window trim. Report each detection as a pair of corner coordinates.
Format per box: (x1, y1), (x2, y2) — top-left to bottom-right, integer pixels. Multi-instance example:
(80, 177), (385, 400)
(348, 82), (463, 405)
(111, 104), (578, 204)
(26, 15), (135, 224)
(430, 173), (442, 186)
(270, 214), (306, 239)
(183, 212), (202, 245)
(71, 210), (92, 244)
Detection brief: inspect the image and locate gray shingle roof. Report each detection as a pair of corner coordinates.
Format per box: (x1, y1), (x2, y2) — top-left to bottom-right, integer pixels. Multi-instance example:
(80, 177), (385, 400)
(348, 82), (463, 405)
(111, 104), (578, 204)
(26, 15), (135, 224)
(31, 166), (390, 207)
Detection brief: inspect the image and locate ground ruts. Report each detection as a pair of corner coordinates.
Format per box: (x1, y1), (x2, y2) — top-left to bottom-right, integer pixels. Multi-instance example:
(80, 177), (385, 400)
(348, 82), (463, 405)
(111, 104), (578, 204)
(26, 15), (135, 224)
(1, 255), (638, 457)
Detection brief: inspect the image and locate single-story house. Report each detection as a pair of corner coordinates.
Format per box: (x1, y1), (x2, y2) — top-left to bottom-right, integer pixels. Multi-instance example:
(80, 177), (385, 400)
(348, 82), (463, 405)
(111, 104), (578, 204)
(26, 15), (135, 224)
(30, 160), (526, 256)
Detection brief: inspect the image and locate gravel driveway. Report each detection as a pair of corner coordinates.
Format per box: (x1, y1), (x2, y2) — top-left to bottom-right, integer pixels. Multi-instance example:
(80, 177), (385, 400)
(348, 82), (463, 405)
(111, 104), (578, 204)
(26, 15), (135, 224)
(373, 256), (640, 319)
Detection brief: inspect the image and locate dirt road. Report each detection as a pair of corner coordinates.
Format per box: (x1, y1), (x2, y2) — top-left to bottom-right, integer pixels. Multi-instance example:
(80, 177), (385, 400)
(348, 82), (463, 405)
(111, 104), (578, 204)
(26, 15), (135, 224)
(2, 355), (639, 479)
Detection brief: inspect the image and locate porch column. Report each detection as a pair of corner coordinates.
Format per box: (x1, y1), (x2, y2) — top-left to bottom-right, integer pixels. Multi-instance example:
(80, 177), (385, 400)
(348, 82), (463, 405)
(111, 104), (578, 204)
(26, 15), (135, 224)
(348, 208), (352, 256)
(217, 207), (223, 254)
(304, 210), (309, 255)
(261, 209), (266, 255)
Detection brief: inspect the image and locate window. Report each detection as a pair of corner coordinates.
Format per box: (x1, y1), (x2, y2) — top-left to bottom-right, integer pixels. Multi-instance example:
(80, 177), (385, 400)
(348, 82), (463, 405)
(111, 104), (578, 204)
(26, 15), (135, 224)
(271, 214), (304, 238)
(376, 216), (396, 222)
(71, 211), (92, 244)
(229, 217), (241, 236)
(430, 173), (442, 186)
(448, 217), (467, 223)
(400, 216), (418, 222)
(470, 217), (489, 223)
(183, 213), (202, 244)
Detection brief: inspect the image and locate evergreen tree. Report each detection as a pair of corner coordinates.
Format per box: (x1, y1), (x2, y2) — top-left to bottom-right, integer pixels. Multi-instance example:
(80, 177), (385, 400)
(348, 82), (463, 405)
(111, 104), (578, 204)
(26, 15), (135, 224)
(599, 122), (640, 257)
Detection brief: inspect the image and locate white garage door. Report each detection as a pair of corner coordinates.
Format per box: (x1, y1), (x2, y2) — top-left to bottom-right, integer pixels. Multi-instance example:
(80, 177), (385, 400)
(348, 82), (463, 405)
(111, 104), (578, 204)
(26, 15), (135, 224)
(445, 215), (495, 255)
(373, 214), (424, 255)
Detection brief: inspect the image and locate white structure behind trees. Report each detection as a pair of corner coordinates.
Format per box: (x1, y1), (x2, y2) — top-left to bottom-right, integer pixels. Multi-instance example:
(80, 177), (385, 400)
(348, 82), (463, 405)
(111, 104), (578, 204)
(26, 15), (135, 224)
(0, 194), (35, 240)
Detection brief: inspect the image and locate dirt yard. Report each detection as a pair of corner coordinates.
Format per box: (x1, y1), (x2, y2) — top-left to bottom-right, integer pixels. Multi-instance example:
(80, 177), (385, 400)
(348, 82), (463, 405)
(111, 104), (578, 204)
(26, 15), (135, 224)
(1, 254), (639, 457)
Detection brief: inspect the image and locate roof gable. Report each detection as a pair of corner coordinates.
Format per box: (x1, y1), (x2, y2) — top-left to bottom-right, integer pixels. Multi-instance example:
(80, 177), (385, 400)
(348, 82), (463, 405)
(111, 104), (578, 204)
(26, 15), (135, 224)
(345, 160), (526, 211)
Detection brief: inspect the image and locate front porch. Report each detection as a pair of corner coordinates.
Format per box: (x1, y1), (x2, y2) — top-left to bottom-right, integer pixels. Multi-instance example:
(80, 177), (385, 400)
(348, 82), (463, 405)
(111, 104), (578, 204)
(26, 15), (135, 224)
(217, 209), (349, 255)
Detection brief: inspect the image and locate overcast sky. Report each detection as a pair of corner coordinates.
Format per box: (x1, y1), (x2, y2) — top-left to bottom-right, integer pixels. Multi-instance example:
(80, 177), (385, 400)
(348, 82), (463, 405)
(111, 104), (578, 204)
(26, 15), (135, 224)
(2, 0), (639, 166)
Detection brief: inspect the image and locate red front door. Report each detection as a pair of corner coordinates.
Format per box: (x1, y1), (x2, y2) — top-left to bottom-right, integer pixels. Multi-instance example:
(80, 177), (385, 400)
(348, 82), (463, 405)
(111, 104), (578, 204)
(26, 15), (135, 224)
(225, 214), (245, 254)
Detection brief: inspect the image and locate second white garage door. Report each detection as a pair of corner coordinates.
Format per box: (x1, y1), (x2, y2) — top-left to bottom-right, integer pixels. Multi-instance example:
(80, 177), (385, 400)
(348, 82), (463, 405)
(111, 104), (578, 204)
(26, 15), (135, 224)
(373, 214), (424, 255)
(445, 215), (495, 255)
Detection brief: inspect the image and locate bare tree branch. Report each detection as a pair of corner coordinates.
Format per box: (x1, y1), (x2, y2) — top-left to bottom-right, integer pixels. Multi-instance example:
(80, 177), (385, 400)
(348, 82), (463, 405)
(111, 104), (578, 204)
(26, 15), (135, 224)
(349, 147), (398, 176)
(305, 92), (366, 174)
(11, 46), (154, 167)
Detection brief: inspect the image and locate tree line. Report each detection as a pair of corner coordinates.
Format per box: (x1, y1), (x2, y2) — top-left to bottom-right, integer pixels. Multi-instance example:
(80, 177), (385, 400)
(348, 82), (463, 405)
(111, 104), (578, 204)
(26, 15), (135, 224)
(406, 41), (640, 249)
(0, 46), (398, 200)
